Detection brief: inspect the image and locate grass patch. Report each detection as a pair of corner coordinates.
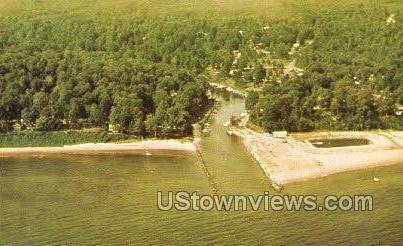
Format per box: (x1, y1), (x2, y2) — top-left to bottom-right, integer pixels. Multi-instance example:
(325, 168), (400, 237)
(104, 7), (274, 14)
(0, 130), (131, 148)
(246, 122), (265, 133)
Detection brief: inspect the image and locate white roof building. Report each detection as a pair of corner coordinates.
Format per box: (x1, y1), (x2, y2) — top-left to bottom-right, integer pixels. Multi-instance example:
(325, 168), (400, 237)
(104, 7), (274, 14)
(272, 131), (288, 139)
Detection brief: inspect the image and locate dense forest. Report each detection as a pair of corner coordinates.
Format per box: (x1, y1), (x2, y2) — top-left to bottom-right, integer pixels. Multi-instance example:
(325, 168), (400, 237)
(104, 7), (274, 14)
(245, 8), (403, 131)
(0, 0), (401, 137)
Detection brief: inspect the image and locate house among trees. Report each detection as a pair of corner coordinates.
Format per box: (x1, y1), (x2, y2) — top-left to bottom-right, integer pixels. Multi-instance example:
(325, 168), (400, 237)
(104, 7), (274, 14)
(12, 120), (22, 131)
(108, 124), (120, 133)
(395, 104), (403, 116)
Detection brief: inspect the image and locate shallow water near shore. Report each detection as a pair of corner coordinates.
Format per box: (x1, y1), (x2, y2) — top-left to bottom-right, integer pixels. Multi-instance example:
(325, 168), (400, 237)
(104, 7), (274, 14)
(1, 96), (402, 245)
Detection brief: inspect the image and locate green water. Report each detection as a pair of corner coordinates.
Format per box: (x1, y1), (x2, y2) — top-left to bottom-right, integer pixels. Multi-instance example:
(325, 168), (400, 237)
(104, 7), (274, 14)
(1, 96), (402, 245)
(310, 138), (370, 148)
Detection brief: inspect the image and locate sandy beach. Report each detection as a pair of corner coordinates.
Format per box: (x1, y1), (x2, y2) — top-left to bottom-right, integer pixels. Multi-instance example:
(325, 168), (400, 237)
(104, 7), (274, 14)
(232, 128), (403, 187)
(0, 139), (197, 157)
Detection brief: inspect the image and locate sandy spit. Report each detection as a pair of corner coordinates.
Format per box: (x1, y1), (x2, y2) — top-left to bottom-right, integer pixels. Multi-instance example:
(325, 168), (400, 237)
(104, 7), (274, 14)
(232, 129), (403, 186)
(0, 139), (197, 157)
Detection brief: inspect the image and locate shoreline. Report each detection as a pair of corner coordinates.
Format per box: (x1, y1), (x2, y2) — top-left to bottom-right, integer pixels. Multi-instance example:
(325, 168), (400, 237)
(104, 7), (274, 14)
(0, 139), (197, 157)
(232, 128), (403, 188)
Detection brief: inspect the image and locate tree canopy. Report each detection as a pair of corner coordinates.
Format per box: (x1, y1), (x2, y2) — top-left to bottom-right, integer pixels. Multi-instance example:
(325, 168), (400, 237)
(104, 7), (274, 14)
(0, 0), (401, 135)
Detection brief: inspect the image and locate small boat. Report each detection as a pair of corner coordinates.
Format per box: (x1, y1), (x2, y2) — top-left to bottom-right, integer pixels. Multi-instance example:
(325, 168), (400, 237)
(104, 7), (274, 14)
(373, 177), (380, 182)
(145, 150), (152, 156)
(272, 183), (283, 191)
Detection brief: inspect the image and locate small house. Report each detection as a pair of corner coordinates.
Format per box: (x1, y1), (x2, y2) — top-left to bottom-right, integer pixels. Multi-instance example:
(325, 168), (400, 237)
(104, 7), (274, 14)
(108, 123), (120, 133)
(13, 123), (22, 131)
(272, 131), (288, 139)
(395, 104), (403, 116)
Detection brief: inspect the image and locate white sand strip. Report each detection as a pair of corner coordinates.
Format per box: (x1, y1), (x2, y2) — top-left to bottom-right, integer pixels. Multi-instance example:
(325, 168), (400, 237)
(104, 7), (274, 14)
(0, 139), (196, 156)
